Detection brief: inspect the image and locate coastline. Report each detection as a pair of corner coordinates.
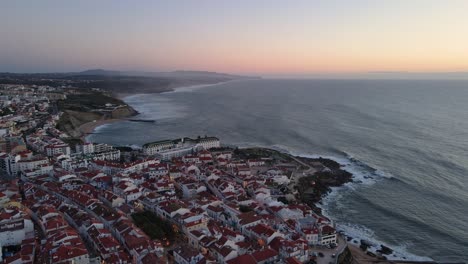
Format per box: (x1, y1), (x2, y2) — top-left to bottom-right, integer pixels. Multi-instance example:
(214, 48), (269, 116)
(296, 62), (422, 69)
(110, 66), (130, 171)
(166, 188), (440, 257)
(114, 79), (238, 99)
(65, 80), (464, 262)
(79, 118), (121, 143)
(239, 145), (432, 262)
(84, 126), (433, 261)
(85, 80), (236, 142)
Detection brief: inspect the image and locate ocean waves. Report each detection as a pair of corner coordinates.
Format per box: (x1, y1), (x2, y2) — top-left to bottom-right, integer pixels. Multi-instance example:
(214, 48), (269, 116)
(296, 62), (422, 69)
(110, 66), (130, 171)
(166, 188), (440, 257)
(88, 79), (468, 261)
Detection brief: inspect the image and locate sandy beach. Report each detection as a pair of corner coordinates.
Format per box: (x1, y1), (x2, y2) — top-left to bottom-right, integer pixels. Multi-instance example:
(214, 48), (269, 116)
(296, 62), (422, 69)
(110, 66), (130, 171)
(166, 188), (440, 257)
(79, 118), (122, 143)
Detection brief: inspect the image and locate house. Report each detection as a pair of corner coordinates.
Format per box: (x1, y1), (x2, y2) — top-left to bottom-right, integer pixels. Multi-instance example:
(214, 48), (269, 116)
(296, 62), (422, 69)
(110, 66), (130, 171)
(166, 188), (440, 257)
(0, 209), (34, 247)
(246, 224), (284, 245)
(251, 248), (279, 264)
(269, 237), (309, 262)
(236, 212), (263, 234)
(226, 254), (257, 264)
(181, 214), (208, 233)
(320, 225), (337, 245)
(211, 244), (238, 263)
(173, 245), (205, 264)
(50, 244), (90, 264)
(277, 206), (304, 221)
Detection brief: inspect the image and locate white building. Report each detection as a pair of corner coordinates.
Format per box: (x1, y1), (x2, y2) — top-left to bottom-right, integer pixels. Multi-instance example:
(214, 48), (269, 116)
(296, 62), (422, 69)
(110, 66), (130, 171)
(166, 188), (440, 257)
(94, 143), (114, 153)
(0, 153), (20, 176)
(92, 149), (120, 161)
(142, 140), (174, 156)
(45, 144), (71, 157)
(320, 225), (337, 245)
(195, 137), (220, 149)
(143, 136), (220, 159)
(156, 146), (199, 161)
(75, 143), (95, 154)
(0, 209), (34, 247)
(16, 156), (49, 172)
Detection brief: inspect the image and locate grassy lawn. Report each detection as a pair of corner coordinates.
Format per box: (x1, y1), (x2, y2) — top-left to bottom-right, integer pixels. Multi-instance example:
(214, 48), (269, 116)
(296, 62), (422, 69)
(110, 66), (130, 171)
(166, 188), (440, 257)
(58, 92), (125, 112)
(234, 147), (293, 162)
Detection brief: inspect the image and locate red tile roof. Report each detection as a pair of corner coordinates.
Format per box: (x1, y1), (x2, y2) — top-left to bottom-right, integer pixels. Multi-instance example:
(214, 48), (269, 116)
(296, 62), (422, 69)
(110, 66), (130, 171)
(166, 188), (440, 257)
(226, 254), (257, 264)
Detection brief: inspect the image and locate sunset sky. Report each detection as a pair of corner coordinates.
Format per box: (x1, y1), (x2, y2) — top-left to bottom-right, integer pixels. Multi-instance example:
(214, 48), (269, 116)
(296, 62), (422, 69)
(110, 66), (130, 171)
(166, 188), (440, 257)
(1, 0), (468, 75)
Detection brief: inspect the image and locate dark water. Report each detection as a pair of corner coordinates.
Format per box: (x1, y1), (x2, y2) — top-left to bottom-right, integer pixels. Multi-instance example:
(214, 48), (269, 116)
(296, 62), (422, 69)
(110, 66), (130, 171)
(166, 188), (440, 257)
(89, 79), (468, 262)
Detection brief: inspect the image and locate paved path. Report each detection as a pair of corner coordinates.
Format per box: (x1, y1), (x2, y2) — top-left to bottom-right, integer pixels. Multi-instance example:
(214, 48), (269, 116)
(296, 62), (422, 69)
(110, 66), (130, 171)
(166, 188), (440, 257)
(315, 236), (347, 264)
(287, 156), (317, 193)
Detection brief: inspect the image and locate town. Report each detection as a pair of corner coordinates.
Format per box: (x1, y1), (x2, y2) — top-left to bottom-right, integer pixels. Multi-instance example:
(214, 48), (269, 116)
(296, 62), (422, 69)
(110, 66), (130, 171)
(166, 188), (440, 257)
(0, 83), (395, 264)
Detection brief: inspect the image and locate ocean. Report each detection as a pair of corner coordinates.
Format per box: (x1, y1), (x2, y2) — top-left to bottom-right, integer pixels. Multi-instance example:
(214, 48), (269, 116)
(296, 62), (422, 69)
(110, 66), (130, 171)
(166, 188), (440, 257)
(88, 79), (468, 262)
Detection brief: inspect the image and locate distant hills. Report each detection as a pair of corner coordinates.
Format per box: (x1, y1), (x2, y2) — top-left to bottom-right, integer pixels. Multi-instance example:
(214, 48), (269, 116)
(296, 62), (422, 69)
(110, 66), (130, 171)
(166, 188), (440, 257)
(0, 69), (259, 96)
(71, 69), (257, 80)
(365, 71), (468, 79)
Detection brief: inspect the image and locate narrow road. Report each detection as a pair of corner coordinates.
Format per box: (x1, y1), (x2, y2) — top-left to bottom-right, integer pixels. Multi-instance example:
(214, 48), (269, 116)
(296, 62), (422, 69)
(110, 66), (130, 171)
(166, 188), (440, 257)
(316, 236), (347, 264)
(287, 156), (317, 193)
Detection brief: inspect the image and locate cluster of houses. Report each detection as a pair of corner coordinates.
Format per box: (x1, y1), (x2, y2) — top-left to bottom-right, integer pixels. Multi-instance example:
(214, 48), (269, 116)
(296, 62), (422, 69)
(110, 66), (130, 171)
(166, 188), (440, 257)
(141, 148), (338, 264)
(0, 137), (339, 263)
(16, 175), (164, 264)
(0, 180), (35, 263)
(0, 83), (340, 264)
(0, 85), (54, 137)
(0, 85), (66, 179)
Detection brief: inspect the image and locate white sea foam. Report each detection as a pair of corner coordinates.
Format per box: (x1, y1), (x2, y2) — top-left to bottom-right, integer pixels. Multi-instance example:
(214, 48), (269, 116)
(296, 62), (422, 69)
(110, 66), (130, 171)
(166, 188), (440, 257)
(241, 143), (430, 261)
(166, 80), (234, 94)
(308, 155), (431, 261)
(337, 222), (433, 261)
(129, 144), (142, 150)
(92, 123), (113, 132)
(124, 94), (187, 120)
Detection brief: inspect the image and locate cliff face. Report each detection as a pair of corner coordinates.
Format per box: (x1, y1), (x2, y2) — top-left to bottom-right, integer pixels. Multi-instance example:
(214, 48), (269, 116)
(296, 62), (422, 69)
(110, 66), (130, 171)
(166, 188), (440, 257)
(111, 105), (138, 119)
(57, 105), (137, 138)
(57, 110), (102, 138)
(56, 91), (139, 139)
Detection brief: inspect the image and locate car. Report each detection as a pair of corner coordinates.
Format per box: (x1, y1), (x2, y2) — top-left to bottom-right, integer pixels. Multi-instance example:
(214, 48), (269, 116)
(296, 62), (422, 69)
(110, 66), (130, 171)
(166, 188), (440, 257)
(318, 252), (324, 257)
(332, 254), (336, 258)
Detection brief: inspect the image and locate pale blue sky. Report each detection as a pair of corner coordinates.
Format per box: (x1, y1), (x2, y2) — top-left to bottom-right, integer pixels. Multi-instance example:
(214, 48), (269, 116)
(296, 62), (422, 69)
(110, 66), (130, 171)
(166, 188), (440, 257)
(1, 1), (468, 74)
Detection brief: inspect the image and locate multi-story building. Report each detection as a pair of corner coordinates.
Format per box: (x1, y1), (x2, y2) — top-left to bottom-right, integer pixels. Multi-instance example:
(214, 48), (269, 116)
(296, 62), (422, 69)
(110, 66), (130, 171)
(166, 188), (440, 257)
(76, 142), (95, 154)
(143, 136), (220, 160)
(45, 143), (71, 157)
(94, 143), (114, 153)
(0, 209), (35, 247)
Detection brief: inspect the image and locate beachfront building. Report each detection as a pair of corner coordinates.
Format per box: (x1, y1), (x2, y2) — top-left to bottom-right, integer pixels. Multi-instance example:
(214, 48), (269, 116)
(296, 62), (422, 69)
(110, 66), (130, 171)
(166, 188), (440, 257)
(320, 225), (337, 245)
(75, 142), (94, 154)
(142, 140), (174, 156)
(92, 149), (120, 161)
(74, 143), (120, 162)
(194, 137), (221, 149)
(156, 146), (199, 161)
(143, 136), (220, 160)
(94, 143), (114, 153)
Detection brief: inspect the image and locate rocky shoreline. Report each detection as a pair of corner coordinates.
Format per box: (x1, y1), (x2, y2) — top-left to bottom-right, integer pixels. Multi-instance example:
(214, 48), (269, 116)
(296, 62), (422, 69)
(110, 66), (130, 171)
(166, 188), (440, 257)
(233, 147), (353, 213)
(240, 148), (417, 263)
(293, 156), (353, 213)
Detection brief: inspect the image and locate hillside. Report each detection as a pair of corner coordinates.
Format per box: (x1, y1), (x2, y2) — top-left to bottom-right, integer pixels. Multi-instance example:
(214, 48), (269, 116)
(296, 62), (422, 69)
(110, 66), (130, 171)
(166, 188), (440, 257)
(56, 92), (137, 139)
(0, 70), (259, 96)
